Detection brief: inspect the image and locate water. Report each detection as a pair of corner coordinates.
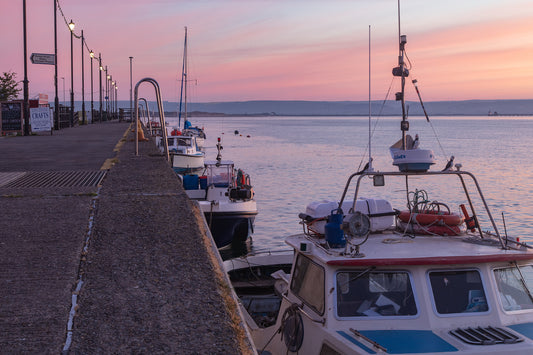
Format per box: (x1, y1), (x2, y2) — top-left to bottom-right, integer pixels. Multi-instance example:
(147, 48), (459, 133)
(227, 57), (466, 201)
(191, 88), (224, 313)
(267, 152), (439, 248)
(176, 115), (533, 254)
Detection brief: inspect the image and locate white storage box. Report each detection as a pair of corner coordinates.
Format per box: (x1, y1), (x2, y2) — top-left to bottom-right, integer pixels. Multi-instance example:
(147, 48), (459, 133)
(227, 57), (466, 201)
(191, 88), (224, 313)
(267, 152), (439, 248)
(304, 198), (394, 234)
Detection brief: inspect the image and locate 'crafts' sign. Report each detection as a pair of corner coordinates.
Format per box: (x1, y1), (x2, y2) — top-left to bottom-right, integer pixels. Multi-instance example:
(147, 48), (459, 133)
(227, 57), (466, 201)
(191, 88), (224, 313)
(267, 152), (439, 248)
(30, 107), (53, 133)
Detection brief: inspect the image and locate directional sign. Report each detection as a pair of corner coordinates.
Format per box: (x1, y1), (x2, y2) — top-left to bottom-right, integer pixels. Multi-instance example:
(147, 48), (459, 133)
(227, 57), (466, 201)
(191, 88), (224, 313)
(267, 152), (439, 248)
(30, 53), (55, 65)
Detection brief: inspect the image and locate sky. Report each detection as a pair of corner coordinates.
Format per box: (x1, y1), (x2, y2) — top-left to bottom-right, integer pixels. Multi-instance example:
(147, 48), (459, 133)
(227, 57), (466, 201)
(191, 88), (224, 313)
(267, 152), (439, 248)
(2, 0), (533, 103)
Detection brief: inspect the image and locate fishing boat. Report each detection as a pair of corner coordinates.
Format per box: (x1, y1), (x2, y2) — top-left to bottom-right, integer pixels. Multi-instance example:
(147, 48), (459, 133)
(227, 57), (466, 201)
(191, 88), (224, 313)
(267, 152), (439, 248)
(230, 8), (533, 355)
(163, 133), (204, 174)
(182, 138), (257, 248)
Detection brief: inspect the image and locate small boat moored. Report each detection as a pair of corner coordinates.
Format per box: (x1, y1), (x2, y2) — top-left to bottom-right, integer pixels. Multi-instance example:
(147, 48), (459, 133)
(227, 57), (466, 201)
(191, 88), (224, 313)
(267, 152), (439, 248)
(183, 138), (258, 248)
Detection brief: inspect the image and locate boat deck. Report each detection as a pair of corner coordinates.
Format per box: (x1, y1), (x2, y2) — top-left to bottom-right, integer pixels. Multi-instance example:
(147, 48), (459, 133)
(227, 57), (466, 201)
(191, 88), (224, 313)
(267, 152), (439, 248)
(287, 231), (533, 266)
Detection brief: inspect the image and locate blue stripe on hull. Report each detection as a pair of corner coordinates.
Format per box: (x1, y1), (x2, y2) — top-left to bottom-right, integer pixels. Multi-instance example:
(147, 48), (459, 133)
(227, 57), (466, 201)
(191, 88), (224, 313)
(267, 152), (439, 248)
(509, 322), (533, 340)
(338, 330), (457, 354)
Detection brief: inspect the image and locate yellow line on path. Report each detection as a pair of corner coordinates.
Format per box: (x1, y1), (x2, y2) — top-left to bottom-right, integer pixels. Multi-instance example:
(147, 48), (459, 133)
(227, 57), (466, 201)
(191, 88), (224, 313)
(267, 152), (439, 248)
(100, 123), (133, 170)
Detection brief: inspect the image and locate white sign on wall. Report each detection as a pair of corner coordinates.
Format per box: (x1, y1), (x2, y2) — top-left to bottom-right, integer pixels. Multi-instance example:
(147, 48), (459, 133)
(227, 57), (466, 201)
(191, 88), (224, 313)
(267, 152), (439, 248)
(30, 107), (53, 133)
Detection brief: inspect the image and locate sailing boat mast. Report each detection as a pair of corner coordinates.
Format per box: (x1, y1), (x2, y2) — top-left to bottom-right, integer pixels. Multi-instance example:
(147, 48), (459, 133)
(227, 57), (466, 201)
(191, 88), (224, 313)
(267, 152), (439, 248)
(178, 26), (188, 128)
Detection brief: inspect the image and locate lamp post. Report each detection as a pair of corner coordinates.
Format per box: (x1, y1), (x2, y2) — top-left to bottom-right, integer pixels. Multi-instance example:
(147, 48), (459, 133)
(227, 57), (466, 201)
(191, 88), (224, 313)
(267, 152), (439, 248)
(129, 56), (133, 122)
(81, 30), (86, 125)
(106, 69), (110, 119)
(90, 50), (94, 123)
(115, 84), (118, 118)
(98, 54), (102, 122)
(22, 0), (29, 135)
(69, 19), (75, 127)
(81, 30), (87, 124)
(111, 79), (115, 119)
(53, 0), (59, 130)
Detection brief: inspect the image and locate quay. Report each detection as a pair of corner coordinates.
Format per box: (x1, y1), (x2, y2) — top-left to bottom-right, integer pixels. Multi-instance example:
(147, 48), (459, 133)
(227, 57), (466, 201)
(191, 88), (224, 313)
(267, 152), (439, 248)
(0, 122), (254, 354)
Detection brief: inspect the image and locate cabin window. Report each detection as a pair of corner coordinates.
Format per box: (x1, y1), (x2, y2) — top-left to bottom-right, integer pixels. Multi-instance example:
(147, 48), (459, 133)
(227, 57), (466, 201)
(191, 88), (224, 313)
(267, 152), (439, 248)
(494, 265), (533, 311)
(336, 270), (417, 317)
(428, 269), (488, 314)
(206, 164), (232, 187)
(291, 254), (325, 315)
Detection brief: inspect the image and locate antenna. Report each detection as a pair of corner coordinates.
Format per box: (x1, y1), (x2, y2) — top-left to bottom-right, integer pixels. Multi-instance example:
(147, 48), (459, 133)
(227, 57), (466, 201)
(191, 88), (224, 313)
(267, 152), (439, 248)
(368, 25), (373, 172)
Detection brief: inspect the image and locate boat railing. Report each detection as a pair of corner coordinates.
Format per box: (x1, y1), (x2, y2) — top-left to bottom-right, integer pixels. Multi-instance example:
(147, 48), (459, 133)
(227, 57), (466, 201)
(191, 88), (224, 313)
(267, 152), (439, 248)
(134, 78), (169, 162)
(338, 170), (506, 249)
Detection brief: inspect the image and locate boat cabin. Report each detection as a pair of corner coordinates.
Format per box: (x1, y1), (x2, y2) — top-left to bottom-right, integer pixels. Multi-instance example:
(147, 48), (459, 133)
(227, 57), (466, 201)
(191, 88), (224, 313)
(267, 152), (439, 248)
(183, 160), (253, 202)
(166, 135), (199, 155)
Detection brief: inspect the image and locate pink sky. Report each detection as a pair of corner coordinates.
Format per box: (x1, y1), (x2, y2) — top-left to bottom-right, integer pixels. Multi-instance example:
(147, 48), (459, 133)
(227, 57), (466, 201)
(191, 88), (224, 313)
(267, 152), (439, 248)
(3, 0), (533, 103)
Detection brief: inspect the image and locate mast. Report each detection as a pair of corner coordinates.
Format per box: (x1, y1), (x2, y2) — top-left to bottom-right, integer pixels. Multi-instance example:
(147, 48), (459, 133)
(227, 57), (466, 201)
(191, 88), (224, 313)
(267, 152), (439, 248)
(393, 0), (409, 150)
(178, 27), (188, 128)
(368, 25), (373, 171)
(183, 26), (188, 125)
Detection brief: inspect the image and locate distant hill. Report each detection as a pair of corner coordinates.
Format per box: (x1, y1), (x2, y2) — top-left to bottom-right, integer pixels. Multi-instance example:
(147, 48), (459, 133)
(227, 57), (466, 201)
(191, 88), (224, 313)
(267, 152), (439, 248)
(108, 99), (533, 116)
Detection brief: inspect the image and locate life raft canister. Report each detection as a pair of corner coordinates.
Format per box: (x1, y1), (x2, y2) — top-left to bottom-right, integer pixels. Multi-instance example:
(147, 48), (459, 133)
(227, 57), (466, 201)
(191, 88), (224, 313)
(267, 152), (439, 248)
(398, 210), (463, 226)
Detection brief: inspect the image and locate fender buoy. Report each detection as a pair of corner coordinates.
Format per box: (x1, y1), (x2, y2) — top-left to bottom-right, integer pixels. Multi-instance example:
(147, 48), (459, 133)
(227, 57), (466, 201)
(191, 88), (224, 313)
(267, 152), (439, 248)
(398, 210), (463, 226)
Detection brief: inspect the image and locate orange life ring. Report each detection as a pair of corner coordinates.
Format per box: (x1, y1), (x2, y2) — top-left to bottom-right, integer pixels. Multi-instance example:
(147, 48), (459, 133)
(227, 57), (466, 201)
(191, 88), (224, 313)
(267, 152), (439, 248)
(398, 221), (462, 236)
(398, 210), (463, 226)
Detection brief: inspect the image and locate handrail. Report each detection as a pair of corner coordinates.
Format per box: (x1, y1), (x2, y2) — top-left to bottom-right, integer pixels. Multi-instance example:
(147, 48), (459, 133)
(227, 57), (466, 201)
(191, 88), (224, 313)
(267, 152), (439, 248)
(138, 97), (152, 135)
(338, 170), (505, 249)
(134, 78), (169, 162)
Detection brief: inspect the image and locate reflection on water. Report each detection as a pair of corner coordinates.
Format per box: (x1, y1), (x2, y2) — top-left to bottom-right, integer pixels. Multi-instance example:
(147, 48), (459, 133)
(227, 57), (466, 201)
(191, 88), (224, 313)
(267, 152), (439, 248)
(178, 116), (533, 255)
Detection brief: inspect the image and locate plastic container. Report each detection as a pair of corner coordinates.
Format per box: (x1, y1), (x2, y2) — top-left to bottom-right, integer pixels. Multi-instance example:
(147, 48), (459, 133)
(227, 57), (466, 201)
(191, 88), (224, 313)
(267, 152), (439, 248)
(325, 209), (346, 248)
(183, 174), (199, 190)
(199, 175), (208, 189)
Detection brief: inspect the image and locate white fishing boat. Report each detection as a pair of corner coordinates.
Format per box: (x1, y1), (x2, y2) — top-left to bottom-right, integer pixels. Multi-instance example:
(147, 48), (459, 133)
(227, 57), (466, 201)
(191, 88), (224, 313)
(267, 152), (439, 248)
(157, 133), (204, 174)
(182, 139), (257, 248)
(229, 7), (533, 355)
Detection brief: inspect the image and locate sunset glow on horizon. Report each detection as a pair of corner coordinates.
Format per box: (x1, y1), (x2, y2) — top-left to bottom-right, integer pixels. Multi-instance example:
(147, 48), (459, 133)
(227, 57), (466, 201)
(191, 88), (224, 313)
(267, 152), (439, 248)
(3, 0), (533, 103)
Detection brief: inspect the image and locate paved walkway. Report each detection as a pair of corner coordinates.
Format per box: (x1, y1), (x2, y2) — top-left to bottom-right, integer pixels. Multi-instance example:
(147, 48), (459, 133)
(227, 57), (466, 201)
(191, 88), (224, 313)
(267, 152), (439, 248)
(0, 122), (252, 354)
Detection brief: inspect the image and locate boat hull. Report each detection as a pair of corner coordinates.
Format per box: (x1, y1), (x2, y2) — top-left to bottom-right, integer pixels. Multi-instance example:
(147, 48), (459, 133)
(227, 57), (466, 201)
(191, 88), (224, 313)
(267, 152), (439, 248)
(204, 211), (257, 248)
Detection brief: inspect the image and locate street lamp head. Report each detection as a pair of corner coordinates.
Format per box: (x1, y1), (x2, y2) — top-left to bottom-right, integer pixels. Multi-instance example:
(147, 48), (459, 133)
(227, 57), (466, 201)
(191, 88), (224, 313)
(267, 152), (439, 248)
(99, 65), (103, 71)
(90, 50), (95, 58)
(68, 20), (75, 32)
(107, 75), (111, 80)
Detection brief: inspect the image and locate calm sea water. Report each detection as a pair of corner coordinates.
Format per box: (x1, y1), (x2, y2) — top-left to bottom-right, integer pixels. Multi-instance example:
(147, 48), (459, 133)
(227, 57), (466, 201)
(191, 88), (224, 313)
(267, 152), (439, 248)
(175, 115), (533, 254)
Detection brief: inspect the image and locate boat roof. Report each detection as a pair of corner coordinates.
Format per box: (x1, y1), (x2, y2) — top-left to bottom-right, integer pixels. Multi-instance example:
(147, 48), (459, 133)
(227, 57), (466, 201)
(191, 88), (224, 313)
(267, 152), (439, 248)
(286, 232), (533, 267)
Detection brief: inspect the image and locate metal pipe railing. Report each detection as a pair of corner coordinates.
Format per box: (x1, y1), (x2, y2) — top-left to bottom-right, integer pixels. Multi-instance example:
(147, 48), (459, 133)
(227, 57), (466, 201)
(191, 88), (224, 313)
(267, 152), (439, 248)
(133, 78), (169, 162)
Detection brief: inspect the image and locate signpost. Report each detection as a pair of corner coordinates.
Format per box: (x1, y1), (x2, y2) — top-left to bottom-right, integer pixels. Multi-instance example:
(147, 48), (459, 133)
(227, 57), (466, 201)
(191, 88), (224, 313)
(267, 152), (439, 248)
(30, 53), (55, 65)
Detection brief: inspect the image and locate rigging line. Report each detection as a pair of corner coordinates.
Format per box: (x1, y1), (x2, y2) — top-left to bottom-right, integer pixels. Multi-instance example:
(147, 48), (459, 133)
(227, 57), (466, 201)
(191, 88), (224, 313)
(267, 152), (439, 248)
(408, 79), (448, 159)
(427, 119), (448, 159)
(356, 76), (395, 171)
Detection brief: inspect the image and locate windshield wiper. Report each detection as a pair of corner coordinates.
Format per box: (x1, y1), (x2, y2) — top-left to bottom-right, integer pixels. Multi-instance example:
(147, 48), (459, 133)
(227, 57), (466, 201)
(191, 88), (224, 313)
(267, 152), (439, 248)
(512, 262), (533, 304)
